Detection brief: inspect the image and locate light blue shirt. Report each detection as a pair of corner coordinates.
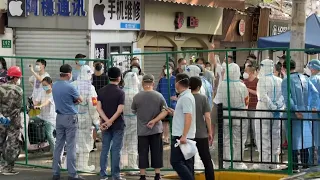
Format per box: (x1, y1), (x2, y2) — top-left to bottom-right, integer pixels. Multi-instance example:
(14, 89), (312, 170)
(172, 89), (196, 139)
(52, 80), (80, 115)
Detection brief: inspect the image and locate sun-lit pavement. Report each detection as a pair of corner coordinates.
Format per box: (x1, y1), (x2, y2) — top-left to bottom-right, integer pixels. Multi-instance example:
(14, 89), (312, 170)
(2, 166), (163, 180)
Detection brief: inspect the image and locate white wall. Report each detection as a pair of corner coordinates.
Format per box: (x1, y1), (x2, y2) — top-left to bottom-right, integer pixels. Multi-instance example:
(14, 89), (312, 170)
(0, 28), (14, 67)
(89, 30), (137, 59)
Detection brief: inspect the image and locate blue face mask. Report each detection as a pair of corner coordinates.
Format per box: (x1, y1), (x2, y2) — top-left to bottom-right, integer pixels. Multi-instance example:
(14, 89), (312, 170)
(43, 85), (51, 91)
(78, 60), (86, 66)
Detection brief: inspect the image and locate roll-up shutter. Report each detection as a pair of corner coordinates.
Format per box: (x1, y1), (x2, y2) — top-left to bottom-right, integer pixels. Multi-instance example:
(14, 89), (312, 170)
(15, 28), (88, 99)
(143, 47), (173, 85)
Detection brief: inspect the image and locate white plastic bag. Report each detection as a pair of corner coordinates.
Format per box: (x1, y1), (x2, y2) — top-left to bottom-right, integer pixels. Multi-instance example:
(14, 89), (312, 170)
(174, 139), (198, 160)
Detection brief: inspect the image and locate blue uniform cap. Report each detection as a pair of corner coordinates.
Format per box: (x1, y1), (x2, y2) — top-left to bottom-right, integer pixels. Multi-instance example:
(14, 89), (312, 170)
(308, 59), (320, 71)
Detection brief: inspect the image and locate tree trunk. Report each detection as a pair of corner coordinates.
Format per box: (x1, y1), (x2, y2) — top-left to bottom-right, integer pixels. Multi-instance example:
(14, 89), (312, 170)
(289, 0), (307, 72)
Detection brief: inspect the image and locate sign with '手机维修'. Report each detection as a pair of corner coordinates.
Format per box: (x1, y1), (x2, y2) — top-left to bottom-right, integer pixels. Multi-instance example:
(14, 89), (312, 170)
(91, 0), (141, 30)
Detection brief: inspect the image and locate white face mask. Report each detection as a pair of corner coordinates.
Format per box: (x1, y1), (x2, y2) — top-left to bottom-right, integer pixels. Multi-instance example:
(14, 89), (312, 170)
(35, 65), (41, 72)
(181, 65), (186, 71)
(304, 67), (312, 76)
(206, 67), (211, 71)
(164, 69), (173, 75)
(132, 67), (139, 74)
(16, 78), (21, 86)
(243, 72), (249, 79)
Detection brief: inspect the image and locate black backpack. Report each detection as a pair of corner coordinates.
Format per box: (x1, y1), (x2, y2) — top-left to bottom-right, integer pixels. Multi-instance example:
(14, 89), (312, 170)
(28, 119), (47, 144)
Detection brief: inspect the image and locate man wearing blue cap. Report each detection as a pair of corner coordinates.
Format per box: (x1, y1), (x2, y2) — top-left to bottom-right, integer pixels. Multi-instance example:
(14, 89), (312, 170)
(307, 59), (320, 164)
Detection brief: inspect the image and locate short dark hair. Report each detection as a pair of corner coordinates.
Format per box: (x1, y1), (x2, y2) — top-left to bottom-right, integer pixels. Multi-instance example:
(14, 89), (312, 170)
(247, 54), (257, 60)
(178, 58), (185, 64)
(42, 76), (53, 84)
(176, 73), (189, 88)
(189, 77), (202, 91)
(60, 64), (72, 77)
(75, 54), (86, 59)
(108, 67), (121, 81)
(131, 57), (139, 63)
(283, 60), (296, 70)
(205, 62), (211, 65)
(195, 57), (206, 64)
(36, 59), (47, 67)
(0, 57), (7, 70)
(227, 55), (234, 60)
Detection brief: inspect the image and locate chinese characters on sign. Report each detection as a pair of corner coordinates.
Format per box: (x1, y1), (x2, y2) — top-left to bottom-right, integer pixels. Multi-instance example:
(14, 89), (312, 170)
(174, 12), (199, 30)
(187, 16), (199, 28)
(92, 0), (141, 30)
(25, 0), (87, 17)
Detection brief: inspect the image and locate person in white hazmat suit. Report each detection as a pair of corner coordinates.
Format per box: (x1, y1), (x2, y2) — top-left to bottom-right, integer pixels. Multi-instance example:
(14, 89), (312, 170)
(214, 63), (249, 169)
(253, 59), (283, 170)
(183, 65), (208, 170)
(121, 72), (140, 172)
(71, 65), (100, 172)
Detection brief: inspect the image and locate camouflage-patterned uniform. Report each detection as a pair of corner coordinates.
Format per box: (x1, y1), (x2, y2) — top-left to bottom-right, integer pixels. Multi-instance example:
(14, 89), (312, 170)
(0, 82), (23, 171)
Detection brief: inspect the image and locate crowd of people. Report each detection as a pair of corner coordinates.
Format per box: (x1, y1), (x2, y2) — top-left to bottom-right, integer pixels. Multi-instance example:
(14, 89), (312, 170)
(0, 52), (320, 180)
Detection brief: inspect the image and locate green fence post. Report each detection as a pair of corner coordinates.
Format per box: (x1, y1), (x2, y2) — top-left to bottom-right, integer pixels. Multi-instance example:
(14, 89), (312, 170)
(165, 53), (173, 141)
(20, 57), (28, 165)
(225, 51), (233, 169)
(285, 49), (293, 175)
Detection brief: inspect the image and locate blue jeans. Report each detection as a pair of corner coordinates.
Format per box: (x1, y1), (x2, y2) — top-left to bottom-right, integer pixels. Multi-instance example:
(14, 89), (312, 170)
(100, 129), (124, 179)
(52, 114), (78, 178)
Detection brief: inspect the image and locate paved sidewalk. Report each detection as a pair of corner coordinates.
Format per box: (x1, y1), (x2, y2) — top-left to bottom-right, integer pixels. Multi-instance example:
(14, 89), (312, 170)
(1, 166), (158, 180)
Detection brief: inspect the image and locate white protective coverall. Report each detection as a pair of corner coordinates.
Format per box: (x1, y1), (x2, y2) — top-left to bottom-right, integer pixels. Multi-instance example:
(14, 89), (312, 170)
(71, 65), (100, 172)
(254, 59), (283, 170)
(183, 65), (206, 170)
(121, 72), (140, 170)
(214, 63), (249, 169)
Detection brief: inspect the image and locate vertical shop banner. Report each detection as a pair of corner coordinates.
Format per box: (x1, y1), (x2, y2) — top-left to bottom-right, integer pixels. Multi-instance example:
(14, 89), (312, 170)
(91, 0), (141, 30)
(95, 44), (107, 59)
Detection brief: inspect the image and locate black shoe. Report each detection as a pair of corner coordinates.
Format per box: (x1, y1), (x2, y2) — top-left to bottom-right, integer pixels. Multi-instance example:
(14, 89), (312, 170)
(52, 175), (60, 180)
(68, 175), (85, 180)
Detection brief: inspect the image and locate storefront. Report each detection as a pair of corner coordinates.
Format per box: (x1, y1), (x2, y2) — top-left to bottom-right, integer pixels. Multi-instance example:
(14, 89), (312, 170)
(138, 0), (223, 80)
(217, 8), (270, 66)
(268, 20), (291, 60)
(8, 0), (90, 96)
(88, 0), (140, 72)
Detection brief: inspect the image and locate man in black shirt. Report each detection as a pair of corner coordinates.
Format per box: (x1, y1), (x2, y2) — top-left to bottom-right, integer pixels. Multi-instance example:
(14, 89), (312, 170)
(92, 61), (109, 91)
(97, 67), (125, 180)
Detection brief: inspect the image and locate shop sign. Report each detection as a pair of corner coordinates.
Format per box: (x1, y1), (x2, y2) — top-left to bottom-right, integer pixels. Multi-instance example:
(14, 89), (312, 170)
(238, 19), (245, 36)
(2, 40), (12, 48)
(95, 44), (106, 59)
(187, 16), (199, 28)
(8, 0), (87, 17)
(91, 0), (141, 30)
(174, 12), (198, 29)
(269, 21), (290, 36)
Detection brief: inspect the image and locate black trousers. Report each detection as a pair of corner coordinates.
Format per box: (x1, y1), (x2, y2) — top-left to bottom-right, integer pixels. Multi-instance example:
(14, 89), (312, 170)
(195, 138), (215, 180)
(293, 148), (309, 170)
(138, 133), (163, 169)
(170, 136), (195, 180)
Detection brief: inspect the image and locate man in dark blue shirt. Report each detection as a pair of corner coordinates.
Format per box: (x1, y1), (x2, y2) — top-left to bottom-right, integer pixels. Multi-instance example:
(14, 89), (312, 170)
(97, 67), (125, 180)
(52, 64), (83, 180)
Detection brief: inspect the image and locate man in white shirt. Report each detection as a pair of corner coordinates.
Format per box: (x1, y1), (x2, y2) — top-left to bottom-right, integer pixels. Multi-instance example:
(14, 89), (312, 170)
(33, 76), (56, 153)
(29, 59), (50, 103)
(166, 73), (196, 180)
